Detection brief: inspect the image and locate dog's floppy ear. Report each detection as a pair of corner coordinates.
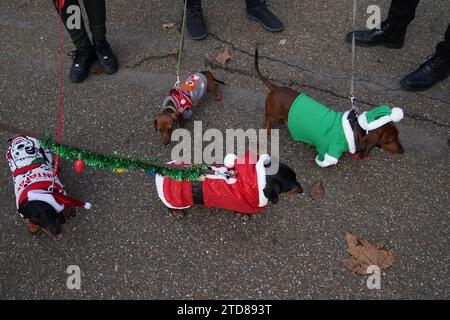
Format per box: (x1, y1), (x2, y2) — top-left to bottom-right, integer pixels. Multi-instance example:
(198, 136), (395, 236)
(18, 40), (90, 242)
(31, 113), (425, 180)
(359, 132), (380, 156)
(171, 112), (185, 128)
(264, 181), (281, 204)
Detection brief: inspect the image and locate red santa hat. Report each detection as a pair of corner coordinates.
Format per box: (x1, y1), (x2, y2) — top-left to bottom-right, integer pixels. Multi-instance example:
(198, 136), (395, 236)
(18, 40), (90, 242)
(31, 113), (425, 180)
(27, 190), (91, 213)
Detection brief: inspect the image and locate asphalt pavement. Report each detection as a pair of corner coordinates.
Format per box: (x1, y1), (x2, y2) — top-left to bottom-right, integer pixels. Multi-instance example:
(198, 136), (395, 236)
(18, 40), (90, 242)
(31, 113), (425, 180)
(0, 0), (449, 299)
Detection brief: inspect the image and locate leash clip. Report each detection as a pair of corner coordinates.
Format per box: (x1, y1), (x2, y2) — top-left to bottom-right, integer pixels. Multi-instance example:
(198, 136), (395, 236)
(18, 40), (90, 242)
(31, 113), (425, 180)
(349, 95), (360, 114)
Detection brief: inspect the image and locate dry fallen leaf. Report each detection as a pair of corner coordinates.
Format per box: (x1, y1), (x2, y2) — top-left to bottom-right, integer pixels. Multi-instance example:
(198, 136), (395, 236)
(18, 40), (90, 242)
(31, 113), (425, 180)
(162, 22), (175, 30)
(279, 39), (287, 45)
(342, 232), (395, 275)
(170, 48), (179, 56)
(91, 63), (103, 75)
(312, 52), (320, 61)
(215, 48), (231, 65)
(310, 180), (325, 201)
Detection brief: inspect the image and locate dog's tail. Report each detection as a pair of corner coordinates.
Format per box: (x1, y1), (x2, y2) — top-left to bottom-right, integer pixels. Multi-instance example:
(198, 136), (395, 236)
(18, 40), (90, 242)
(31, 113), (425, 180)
(254, 48), (275, 92)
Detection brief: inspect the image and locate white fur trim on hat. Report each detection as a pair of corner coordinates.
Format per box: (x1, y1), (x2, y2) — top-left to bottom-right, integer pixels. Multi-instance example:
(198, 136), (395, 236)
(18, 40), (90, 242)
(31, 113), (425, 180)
(27, 190), (65, 213)
(255, 154), (270, 207)
(342, 111), (356, 154)
(315, 154), (338, 168)
(223, 153), (238, 169)
(155, 174), (192, 210)
(358, 107), (404, 131)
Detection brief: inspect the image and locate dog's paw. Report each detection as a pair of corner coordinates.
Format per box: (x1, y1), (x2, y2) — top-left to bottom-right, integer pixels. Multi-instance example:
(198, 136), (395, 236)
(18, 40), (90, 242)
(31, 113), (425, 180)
(171, 209), (185, 220)
(236, 213), (251, 221)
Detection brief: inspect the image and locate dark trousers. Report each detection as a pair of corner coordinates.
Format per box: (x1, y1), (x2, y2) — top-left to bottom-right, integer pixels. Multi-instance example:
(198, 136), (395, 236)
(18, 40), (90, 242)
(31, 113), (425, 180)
(386, 0), (450, 61)
(187, 0), (263, 9)
(52, 0), (106, 49)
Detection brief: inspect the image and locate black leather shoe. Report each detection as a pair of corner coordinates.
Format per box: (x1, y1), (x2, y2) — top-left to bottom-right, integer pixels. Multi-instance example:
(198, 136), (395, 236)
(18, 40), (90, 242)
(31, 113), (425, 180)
(186, 5), (207, 40)
(346, 23), (406, 49)
(68, 46), (97, 83)
(400, 54), (450, 91)
(94, 40), (119, 75)
(246, 0), (284, 32)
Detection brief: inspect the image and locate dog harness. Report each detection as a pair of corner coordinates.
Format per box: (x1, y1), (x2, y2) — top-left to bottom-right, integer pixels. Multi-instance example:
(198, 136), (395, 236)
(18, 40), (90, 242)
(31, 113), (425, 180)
(7, 135), (91, 216)
(155, 153), (270, 214)
(288, 94), (356, 167)
(161, 73), (208, 118)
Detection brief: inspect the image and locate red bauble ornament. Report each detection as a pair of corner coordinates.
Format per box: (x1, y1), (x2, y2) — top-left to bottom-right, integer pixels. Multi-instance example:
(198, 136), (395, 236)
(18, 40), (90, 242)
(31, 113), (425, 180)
(74, 159), (85, 173)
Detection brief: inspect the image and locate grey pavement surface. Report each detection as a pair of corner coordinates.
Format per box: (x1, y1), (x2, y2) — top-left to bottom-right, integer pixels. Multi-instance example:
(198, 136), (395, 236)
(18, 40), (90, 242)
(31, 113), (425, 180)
(0, 0), (449, 299)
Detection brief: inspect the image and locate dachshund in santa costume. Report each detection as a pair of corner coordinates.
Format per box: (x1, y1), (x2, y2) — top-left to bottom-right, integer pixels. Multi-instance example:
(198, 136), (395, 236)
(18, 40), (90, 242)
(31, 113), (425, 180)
(155, 152), (303, 220)
(6, 135), (91, 235)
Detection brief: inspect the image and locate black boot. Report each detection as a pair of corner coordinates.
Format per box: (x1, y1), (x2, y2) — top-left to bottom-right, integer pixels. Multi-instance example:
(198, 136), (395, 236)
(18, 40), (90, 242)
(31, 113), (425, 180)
(400, 54), (450, 91)
(68, 46), (97, 83)
(186, 4), (207, 40)
(93, 40), (119, 75)
(246, 0), (284, 32)
(346, 21), (407, 49)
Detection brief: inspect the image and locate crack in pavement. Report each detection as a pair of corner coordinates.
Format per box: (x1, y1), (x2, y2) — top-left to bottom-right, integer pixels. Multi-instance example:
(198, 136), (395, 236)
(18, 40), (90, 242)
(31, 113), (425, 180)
(125, 31), (450, 108)
(207, 32), (450, 107)
(204, 60), (450, 129)
(127, 53), (178, 69)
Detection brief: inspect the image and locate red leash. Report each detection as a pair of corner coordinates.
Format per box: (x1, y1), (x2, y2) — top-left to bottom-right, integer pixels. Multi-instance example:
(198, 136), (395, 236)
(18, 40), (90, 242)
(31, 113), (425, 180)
(53, 0), (65, 178)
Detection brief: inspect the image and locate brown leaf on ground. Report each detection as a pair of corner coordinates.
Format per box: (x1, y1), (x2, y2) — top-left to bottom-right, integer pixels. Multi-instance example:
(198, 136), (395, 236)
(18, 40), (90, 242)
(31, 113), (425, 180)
(342, 232), (395, 275)
(170, 48), (179, 56)
(375, 239), (386, 249)
(215, 48), (231, 65)
(162, 23), (176, 30)
(310, 180), (325, 201)
(312, 52), (321, 61)
(91, 63), (103, 75)
(346, 231), (359, 249)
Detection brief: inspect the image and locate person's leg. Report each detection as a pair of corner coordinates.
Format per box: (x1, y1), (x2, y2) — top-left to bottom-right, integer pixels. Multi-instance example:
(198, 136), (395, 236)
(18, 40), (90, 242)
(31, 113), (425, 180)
(400, 23), (450, 91)
(435, 23), (450, 62)
(245, 0), (284, 32)
(384, 0), (419, 27)
(186, 0), (207, 40)
(52, 0), (91, 49)
(346, 0), (420, 49)
(82, 0), (118, 75)
(82, 0), (106, 43)
(52, 0), (96, 83)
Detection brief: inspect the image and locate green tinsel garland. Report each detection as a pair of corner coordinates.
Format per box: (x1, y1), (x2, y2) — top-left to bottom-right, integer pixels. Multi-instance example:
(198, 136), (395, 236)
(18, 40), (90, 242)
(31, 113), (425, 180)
(39, 136), (208, 181)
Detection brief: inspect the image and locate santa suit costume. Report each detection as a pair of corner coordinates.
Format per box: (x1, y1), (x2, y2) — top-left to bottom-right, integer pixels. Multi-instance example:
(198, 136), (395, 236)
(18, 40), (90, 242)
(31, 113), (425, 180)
(161, 72), (208, 120)
(7, 135), (91, 219)
(287, 94), (403, 167)
(155, 153), (271, 214)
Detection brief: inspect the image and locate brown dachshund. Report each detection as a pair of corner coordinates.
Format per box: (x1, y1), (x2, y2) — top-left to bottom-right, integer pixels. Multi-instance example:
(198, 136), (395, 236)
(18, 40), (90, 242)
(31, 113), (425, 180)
(154, 70), (223, 145)
(254, 49), (404, 166)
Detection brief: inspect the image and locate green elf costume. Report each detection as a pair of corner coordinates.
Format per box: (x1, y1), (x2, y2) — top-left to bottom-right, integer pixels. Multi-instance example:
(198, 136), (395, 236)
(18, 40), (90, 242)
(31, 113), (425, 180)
(287, 94), (404, 167)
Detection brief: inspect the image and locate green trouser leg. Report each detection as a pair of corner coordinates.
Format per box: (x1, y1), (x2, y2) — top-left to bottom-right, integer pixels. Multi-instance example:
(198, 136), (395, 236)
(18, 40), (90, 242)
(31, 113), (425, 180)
(52, 0), (106, 49)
